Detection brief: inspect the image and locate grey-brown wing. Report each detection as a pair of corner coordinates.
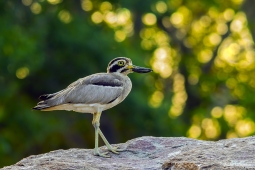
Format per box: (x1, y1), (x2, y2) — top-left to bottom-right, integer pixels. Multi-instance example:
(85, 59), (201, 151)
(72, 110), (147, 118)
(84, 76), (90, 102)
(34, 73), (124, 109)
(62, 84), (123, 104)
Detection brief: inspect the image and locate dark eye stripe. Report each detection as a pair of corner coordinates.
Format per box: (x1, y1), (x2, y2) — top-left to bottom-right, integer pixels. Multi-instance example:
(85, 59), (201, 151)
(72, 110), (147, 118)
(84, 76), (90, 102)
(120, 68), (128, 73)
(109, 64), (122, 73)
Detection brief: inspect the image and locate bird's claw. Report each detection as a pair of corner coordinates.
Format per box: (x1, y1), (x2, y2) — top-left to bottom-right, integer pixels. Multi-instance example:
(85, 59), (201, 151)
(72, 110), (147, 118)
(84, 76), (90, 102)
(109, 148), (119, 154)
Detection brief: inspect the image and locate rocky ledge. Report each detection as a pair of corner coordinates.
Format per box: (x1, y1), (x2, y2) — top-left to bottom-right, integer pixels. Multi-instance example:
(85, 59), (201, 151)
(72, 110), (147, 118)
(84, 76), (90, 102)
(2, 136), (255, 170)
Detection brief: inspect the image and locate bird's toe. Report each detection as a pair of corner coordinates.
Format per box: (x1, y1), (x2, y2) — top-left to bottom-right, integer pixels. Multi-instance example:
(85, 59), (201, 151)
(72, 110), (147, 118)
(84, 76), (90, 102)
(109, 149), (119, 154)
(109, 146), (125, 153)
(94, 150), (110, 158)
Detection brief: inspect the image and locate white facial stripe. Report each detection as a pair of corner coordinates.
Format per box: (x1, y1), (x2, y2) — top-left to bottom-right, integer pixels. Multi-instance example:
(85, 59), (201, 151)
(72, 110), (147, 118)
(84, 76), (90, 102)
(118, 67), (127, 72)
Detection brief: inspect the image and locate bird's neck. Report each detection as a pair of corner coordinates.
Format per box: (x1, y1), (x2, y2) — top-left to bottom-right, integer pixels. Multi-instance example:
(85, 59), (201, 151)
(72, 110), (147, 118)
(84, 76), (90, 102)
(108, 72), (129, 76)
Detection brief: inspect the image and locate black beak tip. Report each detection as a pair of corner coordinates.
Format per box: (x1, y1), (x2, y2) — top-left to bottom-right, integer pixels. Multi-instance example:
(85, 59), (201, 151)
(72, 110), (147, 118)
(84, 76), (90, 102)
(146, 68), (153, 73)
(132, 66), (153, 73)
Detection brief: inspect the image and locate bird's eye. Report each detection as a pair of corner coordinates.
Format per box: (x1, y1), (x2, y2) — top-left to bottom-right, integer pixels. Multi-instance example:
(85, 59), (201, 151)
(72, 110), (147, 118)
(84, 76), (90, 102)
(118, 61), (125, 66)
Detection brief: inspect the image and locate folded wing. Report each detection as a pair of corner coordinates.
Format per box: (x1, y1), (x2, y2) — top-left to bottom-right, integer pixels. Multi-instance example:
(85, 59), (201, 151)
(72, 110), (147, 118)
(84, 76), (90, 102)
(33, 73), (123, 110)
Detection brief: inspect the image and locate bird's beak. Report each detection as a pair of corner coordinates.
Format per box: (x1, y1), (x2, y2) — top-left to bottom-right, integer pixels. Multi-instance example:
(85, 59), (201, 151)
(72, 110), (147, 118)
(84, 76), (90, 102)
(128, 65), (153, 73)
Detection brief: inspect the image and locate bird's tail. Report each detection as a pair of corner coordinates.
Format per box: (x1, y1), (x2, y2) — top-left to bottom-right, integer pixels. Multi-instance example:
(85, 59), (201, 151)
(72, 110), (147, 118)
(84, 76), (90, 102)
(33, 92), (59, 111)
(33, 100), (51, 111)
(33, 101), (50, 110)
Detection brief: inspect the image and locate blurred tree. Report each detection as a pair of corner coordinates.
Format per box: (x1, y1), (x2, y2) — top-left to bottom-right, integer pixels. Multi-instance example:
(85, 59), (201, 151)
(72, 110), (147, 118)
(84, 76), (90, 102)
(0, 0), (255, 167)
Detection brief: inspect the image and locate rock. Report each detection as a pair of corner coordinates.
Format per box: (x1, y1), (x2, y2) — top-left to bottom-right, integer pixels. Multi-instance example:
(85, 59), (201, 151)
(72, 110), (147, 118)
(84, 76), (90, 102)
(2, 136), (255, 170)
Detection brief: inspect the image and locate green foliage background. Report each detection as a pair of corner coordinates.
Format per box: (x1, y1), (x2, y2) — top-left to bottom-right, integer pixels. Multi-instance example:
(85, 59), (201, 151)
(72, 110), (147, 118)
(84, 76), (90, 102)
(1, 0), (255, 167)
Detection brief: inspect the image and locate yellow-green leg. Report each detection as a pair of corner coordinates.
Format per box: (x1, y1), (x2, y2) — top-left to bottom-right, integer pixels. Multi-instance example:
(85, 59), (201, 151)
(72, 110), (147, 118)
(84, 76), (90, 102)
(98, 129), (125, 153)
(92, 112), (109, 157)
(92, 112), (124, 157)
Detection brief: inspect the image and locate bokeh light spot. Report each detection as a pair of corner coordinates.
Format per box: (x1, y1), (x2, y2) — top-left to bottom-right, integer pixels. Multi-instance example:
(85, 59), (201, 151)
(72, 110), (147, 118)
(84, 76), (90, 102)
(188, 74), (199, 85)
(81, 0), (93, 11)
(142, 13), (157, 26)
(209, 33), (222, 46)
(16, 67), (29, 79)
(223, 105), (246, 126)
(91, 11), (103, 24)
(151, 47), (173, 78)
(235, 119), (255, 137)
(104, 12), (117, 24)
(30, 2), (42, 14)
(169, 105), (183, 117)
(169, 74), (187, 117)
(58, 10), (72, 23)
(187, 125), (201, 138)
(170, 12), (183, 26)
(202, 118), (220, 139)
(231, 19), (243, 32)
(223, 8), (235, 21)
(217, 23), (228, 35)
(230, 12), (247, 32)
(149, 91), (164, 108)
(170, 6), (192, 28)
(211, 107), (223, 118)
(100, 1), (112, 12)
(197, 49), (213, 63)
(114, 30), (126, 42)
(117, 8), (131, 25)
(156, 1), (167, 14)
(140, 28), (155, 39)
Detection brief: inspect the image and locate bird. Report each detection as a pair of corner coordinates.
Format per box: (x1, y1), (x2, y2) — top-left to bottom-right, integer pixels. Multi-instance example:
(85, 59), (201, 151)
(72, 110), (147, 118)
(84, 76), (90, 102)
(33, 57), (152, 157)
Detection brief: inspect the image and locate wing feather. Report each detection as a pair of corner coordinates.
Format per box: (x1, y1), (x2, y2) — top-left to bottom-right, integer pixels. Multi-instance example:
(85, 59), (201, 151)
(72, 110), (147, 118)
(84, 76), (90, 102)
(65, 84), (123, 104)
(33, 73), (124, 109)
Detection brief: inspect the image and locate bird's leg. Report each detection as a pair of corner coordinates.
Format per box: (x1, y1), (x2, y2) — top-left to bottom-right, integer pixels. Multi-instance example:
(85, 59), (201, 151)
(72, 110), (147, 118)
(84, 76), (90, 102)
(92, 112), (109, 157)
(98, 129), (125, 153)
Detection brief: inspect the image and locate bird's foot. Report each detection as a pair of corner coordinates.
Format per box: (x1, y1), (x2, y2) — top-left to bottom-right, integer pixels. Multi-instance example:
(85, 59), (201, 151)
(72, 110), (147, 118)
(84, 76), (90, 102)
(107, 146), (125, 154)
(94, 149), (110, 158)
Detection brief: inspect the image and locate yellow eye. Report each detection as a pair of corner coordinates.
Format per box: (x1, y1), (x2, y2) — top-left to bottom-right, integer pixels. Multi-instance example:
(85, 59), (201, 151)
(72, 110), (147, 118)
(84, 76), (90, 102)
(118, 61), (125, 66)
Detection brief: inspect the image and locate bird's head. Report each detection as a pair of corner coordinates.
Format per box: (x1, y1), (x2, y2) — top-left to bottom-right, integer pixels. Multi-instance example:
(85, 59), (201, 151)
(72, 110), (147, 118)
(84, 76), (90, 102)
(107, 57), (152, 75)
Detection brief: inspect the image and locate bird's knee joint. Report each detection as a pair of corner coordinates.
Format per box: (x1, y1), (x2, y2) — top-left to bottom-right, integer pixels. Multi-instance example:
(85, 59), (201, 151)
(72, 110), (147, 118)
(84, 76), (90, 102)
(92, 121), (100, 128)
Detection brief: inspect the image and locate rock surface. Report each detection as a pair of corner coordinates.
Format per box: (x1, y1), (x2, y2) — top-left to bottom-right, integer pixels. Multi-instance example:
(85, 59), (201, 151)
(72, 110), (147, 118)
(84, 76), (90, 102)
(2, 136), (255, 170)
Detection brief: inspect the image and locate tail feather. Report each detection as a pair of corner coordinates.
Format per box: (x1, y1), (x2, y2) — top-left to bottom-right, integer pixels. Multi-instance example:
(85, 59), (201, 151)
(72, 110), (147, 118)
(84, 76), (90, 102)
(33, 105), (50, 110)
(33, 100), (49, 110)
(39, 93), (55, 100)
(39, 90), (65, 100)
(34, 90), (64, 111)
